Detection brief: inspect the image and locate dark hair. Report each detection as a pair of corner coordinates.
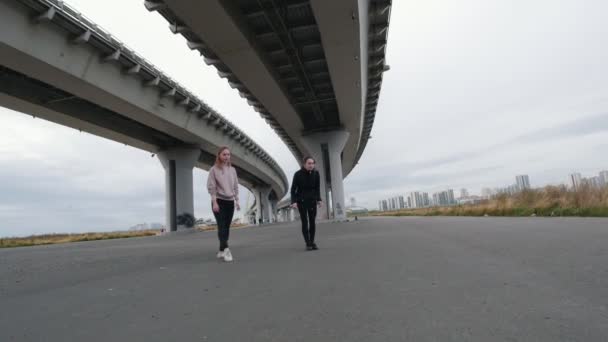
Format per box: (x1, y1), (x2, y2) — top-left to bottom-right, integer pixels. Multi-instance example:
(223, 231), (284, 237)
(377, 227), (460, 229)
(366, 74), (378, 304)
(302, 156), (315, 165)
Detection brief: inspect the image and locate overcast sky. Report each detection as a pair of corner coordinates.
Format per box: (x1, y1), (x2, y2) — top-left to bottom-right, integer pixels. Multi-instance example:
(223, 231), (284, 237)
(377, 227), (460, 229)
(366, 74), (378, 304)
(2, 0), (608, 237)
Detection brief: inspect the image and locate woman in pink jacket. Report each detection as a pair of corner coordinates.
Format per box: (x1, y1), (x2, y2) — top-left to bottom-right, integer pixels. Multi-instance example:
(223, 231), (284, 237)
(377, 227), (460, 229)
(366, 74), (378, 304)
(207, 146), (240, 262)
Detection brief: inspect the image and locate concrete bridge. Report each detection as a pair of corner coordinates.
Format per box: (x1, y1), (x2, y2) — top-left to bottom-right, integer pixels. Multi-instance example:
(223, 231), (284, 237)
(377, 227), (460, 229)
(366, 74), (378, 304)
(145, 0), (392, 221)
(0, 0), (289, 229)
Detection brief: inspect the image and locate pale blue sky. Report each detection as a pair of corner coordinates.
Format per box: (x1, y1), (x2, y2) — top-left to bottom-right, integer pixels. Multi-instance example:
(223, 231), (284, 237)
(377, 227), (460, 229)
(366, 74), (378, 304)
(1, 0), (608, 236)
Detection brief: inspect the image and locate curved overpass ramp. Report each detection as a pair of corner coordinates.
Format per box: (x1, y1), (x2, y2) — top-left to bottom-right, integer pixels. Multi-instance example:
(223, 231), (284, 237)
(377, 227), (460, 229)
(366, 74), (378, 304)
(0, 0), (288, 230)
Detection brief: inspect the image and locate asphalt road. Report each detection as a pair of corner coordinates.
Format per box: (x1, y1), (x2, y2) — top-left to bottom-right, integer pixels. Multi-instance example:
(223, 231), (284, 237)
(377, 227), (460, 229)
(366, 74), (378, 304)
(1, 216), (608, 341)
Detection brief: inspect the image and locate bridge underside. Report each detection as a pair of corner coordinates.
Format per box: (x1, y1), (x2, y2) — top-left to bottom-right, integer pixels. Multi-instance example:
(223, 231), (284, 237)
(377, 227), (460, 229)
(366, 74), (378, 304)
(149, 0), (391, 221)
(0, 65), (275, 193)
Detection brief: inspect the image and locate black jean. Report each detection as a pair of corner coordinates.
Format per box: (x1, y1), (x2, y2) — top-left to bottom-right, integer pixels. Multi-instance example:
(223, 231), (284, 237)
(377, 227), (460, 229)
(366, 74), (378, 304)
(297, 200), (317, 246)
(212, 199), (235, 251)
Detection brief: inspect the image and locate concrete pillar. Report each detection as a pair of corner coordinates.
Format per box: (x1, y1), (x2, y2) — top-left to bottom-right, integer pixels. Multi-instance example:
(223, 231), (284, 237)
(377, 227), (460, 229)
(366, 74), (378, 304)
(254, 189), (262, 225)
(270, 200), (278, 223)
(260, 187), (272, 223)
(277, 209), (284, 222)
(157, 146), (201, 231)
(301, 130), (350, 221)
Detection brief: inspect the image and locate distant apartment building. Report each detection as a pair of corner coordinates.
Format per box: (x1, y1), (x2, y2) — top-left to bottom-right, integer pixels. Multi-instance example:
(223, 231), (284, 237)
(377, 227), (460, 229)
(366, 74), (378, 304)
(439, 192), (449, 206)
(587, 176), (603, 189)
(410, 191), (422, 208)
(378, 200), (388, 211)
(432, 189), (456, 207)
(408, 192), (424, 208)
(447, 189), (455, 204)
(398, 196), (406, 209)
(569, 172), (583, 190)
(600, 170), (608, 186)
(515, 175), (531, 190)
(422, 192), (430, 207)
(481, 187), (493, 199)
(395, 196), (404, 209)
(380, 197), (403, 211)
(460, 188), (469, 198)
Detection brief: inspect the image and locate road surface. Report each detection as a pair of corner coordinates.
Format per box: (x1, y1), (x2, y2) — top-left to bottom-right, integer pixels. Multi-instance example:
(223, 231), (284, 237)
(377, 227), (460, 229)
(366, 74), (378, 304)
(1, 216), (607, 341)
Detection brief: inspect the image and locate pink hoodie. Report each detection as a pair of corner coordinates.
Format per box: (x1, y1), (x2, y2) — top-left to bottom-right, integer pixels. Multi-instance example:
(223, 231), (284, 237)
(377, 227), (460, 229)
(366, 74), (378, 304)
(207, 164), (239, 202)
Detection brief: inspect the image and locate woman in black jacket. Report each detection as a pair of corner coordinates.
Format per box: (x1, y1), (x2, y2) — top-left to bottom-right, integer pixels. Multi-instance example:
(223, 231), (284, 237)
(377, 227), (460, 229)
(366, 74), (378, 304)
(290, 156), (322, 250)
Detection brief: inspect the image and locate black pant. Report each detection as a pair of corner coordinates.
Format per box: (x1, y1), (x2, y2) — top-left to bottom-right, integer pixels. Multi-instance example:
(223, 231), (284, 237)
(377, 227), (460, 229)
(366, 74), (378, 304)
(213, 199), (235, 251)
(298, 200), (317, 246)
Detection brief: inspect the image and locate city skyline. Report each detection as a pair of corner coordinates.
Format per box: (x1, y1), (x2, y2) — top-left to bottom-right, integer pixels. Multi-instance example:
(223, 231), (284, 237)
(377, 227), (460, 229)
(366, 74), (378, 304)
(377, 169), (608, 210)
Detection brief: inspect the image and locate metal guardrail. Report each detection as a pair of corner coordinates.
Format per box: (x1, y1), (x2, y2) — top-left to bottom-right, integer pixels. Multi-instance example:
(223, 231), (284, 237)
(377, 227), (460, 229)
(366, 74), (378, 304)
(17, 0), (289, 191)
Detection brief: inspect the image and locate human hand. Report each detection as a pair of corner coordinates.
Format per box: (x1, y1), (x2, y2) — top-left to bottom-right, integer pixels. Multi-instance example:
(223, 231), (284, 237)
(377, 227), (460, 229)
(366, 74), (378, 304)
(236, 202), (241, 211)
(317, 201), (323, 208)
(291, 203), (298, 209)
(212, 202), (220, 213)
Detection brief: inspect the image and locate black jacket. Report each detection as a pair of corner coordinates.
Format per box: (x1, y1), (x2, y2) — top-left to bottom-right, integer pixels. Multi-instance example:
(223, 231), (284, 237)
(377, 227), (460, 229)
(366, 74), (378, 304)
(290, 168), (321, 204)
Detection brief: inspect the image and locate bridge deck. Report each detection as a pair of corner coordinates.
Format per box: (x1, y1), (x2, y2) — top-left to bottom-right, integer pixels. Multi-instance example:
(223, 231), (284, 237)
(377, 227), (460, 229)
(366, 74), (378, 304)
(1, 217), (607, 341)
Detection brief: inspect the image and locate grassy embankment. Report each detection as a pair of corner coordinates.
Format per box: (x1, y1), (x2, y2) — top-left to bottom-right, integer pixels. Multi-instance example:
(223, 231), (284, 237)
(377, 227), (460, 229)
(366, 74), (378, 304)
(1, 222), (253, 249)
(196, 223), (249, 232)
(0, 230), (159, 248)
(368, 185), (608, 218)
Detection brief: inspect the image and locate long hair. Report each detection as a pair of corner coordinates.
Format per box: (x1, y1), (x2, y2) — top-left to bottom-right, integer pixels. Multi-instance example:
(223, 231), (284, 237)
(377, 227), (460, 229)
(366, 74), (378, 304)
(215, 146), (231, 167)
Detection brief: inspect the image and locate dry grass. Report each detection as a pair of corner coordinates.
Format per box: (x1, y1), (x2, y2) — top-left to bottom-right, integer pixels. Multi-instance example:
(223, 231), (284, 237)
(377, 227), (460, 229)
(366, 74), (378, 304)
(369, 185), (608, 218)
(0, 230), (159, 249)
(2, 222), (254, 249)
(196, 223), (249, 232)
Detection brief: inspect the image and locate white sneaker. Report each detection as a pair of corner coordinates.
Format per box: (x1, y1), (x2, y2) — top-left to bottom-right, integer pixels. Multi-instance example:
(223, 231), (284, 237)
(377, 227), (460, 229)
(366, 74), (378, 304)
(216, 251), (224, 259)
(223, 248), (233, 262)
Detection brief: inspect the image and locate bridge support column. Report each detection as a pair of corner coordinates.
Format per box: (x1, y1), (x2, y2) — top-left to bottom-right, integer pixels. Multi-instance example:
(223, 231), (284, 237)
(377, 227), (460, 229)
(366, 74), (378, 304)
(270, 200), (278, 223)
(302, 130), (350, 221)
(157, 147), (201, 231)
(281, 209), (288, 223)
(254, 189), (262, 225)
(289, 207), (295, 222)
(260, 187), (272, 223)
(276, 209), (283, 222)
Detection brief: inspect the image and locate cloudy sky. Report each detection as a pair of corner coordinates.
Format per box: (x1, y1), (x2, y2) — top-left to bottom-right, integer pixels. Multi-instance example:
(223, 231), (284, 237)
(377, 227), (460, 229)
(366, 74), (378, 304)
(1, 0), (608, 237)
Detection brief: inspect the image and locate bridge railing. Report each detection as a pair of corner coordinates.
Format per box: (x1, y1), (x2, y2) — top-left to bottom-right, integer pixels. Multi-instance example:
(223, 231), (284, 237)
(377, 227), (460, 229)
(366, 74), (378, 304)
(19, 0), (288, 192)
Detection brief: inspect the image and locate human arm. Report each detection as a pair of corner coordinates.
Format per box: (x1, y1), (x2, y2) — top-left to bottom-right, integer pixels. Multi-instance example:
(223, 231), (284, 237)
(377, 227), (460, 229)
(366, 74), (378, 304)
(207, 167), (220, 213)
(290, 172), (299, 208)
(316, 171), (323, 207)
(233, 167), (240, 211)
